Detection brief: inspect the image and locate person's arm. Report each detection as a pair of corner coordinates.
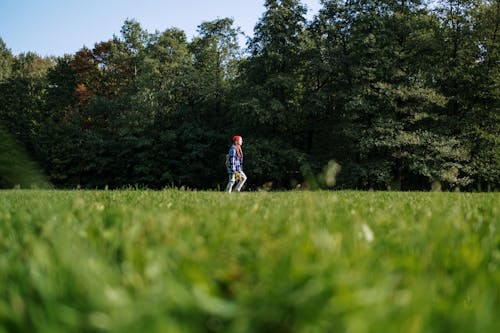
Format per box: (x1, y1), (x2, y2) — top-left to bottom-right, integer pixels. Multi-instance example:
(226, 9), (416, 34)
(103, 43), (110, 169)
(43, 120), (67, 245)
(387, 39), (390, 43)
(228, 147), (237, 173)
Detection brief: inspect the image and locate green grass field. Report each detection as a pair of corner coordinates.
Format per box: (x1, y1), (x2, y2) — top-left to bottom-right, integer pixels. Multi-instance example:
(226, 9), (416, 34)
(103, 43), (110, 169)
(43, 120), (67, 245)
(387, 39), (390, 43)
(0, 190), (498, 332)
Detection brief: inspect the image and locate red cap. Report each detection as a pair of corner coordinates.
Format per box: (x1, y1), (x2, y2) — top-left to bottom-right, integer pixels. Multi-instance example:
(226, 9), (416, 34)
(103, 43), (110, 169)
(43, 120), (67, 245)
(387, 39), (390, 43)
(232, 135), (242, 143)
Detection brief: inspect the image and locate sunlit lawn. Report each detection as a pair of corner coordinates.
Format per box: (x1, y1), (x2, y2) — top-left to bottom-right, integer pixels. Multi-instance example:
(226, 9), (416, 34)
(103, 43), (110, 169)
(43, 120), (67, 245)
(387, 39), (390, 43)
(0, 190), (498, 332)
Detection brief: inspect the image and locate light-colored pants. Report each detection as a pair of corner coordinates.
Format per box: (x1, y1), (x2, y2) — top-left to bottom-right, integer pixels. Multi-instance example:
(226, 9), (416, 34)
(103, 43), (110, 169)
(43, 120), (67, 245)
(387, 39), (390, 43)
(225, 171), (247, 193)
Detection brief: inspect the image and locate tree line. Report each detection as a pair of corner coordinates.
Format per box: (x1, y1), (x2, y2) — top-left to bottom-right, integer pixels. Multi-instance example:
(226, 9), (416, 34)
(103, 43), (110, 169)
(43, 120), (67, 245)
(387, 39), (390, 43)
(0, 0), (498, 191)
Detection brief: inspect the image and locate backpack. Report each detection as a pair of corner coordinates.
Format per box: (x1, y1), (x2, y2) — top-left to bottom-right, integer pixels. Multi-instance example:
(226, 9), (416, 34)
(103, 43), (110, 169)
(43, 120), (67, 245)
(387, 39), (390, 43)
(225, 153), (230, 169)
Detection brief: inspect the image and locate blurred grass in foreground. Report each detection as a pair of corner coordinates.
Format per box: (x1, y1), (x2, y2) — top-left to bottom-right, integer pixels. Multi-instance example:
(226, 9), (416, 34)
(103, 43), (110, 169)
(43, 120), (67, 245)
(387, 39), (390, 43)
(0, 190), (498, 333)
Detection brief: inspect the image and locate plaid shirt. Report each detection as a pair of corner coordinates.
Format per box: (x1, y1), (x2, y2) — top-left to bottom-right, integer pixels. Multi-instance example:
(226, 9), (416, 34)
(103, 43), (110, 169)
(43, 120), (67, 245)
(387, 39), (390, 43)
(228, 145), (243, 173)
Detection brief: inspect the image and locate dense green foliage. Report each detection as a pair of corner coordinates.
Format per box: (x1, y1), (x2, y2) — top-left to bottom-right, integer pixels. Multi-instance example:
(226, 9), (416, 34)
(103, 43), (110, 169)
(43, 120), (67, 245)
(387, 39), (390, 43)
(0, 0), (498, 190)
(0, 190), (498, 332)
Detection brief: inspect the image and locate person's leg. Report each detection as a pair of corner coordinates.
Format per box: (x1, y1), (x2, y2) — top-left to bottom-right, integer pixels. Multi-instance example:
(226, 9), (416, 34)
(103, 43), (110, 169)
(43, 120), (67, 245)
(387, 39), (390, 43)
(225, 173), (236, 193)
(235, 171), (247, 192)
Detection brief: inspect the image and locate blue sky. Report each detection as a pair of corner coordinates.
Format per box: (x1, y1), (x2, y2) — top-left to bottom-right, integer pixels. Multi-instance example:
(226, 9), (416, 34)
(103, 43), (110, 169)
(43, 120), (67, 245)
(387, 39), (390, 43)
(0, 0), (321, 57)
